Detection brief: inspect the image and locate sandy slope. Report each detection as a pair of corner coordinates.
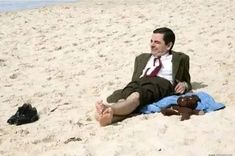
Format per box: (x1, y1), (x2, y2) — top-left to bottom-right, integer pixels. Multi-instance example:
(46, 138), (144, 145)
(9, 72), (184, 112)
(0, 0), (235, 155)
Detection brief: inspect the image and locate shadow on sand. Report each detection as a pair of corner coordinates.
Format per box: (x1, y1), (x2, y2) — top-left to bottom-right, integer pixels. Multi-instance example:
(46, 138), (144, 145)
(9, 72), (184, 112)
(191, 82), (208, 90)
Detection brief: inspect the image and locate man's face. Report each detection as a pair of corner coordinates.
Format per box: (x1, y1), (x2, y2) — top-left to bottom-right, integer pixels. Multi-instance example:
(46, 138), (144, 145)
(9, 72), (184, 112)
(150, 33), (171, 57)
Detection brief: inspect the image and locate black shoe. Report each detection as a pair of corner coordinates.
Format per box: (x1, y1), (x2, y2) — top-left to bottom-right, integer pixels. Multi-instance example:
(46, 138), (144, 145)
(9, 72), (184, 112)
(7, 103), (39, 125)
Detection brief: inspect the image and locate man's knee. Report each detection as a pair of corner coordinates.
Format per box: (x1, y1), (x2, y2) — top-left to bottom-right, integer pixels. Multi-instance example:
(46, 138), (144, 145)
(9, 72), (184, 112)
(128, 92), (140, 103)
(106, 89), (123, 103)
(131, 92), (140, 98)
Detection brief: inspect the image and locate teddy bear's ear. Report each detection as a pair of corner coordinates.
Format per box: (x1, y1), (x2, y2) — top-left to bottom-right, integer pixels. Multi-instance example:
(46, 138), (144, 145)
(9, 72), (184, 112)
(192, 95), (201, 102)
(177, 97), (183, 104)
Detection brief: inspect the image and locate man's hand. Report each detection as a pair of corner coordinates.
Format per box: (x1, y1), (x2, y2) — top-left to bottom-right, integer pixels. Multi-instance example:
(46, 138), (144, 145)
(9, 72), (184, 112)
(174, 81), (187, 94)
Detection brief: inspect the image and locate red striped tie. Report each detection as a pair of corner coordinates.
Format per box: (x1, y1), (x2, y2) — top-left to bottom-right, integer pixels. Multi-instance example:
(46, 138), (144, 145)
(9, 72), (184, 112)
(145, 57), (162, 77)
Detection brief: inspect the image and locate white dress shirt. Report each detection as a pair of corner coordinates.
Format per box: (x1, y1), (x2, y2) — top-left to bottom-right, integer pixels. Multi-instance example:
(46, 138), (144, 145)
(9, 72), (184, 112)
(140, 53), (173, 84)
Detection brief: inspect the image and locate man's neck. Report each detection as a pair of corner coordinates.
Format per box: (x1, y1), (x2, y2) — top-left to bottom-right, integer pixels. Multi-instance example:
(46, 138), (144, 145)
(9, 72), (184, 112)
(152, 51), (170, 58)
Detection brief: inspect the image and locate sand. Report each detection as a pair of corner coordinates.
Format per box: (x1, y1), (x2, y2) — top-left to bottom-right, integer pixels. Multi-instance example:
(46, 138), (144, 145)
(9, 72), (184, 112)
(0, 0), (235, 155)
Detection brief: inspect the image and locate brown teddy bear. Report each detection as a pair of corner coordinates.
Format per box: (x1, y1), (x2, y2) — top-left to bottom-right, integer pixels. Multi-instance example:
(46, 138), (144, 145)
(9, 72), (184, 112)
(161, 95), (204, 121)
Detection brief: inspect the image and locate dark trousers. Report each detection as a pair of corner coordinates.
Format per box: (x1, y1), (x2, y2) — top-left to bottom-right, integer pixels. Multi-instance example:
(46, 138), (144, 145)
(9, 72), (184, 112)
(107, 77), (174, 106)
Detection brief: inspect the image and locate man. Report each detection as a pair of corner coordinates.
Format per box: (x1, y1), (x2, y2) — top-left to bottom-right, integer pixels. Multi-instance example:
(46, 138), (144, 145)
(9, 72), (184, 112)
(95, 27), (192, 126)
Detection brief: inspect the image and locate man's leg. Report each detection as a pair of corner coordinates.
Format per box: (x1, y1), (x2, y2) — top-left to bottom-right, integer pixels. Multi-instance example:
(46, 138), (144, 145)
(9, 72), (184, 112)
(95, 92), (140, 126)
(110, 92), (140, 115)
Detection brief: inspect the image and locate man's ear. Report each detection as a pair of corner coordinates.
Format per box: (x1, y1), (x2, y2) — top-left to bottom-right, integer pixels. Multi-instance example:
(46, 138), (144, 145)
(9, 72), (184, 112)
(167, 42), (173, 50)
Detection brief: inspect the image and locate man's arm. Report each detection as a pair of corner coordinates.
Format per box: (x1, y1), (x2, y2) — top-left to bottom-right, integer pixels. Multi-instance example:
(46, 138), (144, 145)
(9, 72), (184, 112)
(183, 55), (192, 91)
(174, 54), (192, 93)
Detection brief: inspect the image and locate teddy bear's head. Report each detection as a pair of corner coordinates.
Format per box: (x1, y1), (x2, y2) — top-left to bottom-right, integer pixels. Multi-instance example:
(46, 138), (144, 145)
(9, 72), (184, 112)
(177, 95), (201, 109)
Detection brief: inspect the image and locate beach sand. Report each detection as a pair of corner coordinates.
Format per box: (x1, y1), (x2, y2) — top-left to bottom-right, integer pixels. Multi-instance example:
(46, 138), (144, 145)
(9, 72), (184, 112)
(0, 0), (235, 155)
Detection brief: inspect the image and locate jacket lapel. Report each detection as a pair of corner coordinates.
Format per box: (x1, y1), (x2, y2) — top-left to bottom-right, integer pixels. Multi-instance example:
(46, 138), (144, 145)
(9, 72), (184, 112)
(140, 54), (151, 71)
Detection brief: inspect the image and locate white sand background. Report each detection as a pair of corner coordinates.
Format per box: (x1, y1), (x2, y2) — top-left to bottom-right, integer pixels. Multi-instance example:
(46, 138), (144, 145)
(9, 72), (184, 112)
(0, 0), (235, 155)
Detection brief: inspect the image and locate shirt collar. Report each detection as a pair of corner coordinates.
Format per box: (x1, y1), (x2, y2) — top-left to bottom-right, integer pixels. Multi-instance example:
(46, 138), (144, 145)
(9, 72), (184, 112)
(152, 52), (170, 59)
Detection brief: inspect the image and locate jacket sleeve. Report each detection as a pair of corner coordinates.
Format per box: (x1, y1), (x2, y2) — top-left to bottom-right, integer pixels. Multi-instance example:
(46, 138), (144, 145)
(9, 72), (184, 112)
(183, 55), (192, 91)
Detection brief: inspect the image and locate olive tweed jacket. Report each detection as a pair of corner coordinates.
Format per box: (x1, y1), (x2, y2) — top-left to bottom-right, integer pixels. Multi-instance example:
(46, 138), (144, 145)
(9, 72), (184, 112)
(131, 51), (192, 91)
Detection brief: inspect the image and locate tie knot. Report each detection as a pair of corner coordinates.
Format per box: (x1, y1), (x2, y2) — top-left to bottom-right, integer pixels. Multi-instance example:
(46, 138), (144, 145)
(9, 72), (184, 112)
(153, 57), (161, 66)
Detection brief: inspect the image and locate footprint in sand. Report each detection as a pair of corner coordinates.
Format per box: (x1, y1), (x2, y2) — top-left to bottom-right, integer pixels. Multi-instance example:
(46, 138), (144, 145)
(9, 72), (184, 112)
(183, 137), (195, 145)
(199, 30), (207, 35)
(33, 92), (47, 98)
(0, 128), (8, 137)
(9, 73), (18, 79)
(158, 124), (168, 135)
(227, 42), (233, 49)
(187, 49), (195, 54)
(32, 135), (55, 144)
(14, 129), (30, 137)
(211, 39), (220, 43)
(0, 59), (6, 67)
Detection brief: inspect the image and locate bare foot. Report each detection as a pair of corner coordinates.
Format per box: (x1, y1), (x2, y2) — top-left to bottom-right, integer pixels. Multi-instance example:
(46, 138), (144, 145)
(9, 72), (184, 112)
(99, 107), (113, 126)
(95, 100), (107, 121)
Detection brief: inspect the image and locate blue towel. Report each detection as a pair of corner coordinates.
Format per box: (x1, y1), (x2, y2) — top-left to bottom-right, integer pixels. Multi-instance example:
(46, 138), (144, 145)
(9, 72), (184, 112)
(139, 91), (225, 114)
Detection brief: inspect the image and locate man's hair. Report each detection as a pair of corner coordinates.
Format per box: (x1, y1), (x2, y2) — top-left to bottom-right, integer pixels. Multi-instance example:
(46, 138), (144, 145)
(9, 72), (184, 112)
(153, 27), (175, 51)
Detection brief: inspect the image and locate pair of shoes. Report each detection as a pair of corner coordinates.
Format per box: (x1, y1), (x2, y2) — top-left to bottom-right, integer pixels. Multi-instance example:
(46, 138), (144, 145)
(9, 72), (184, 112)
(7, 103), (39, 125)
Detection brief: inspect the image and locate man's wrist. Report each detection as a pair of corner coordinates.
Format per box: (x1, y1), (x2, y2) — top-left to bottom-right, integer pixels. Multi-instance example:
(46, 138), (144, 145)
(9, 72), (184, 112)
(183, 82), (189, 91)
